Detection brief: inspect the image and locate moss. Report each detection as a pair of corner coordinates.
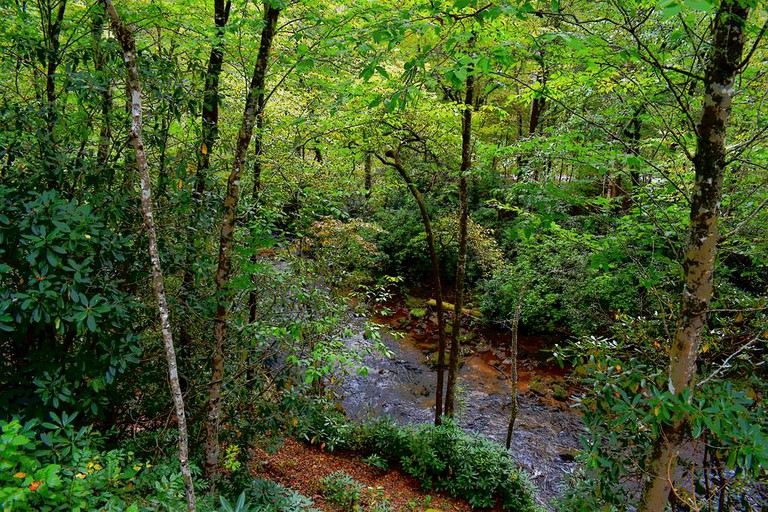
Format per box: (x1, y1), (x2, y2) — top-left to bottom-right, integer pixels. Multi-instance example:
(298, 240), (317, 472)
(528, 376), (549, 397)
(552, 384), (568, 401)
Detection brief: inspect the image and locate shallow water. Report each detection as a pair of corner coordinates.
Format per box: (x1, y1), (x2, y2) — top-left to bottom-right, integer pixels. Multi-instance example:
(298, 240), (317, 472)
(340, 321), (584, 510)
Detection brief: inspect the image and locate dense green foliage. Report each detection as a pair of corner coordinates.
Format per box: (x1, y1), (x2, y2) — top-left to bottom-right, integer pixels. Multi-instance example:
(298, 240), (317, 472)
(0, 416), (190, 511)
(300, 409), (537, 511)
(1, 0), (766, 509)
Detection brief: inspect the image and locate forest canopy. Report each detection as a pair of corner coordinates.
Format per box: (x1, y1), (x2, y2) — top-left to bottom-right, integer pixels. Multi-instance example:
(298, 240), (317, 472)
(0, 0), (766, 511)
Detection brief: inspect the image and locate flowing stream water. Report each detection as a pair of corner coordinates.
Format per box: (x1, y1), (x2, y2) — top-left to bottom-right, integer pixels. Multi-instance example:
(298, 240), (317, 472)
(340, 317), (585, 510)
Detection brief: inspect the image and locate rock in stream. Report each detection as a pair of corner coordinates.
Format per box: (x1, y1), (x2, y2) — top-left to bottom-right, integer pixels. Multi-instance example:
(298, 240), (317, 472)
(340, 323), (584, 510)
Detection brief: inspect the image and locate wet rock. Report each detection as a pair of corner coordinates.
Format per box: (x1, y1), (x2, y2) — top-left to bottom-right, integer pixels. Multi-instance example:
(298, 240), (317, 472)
(341, 318), (583, 511)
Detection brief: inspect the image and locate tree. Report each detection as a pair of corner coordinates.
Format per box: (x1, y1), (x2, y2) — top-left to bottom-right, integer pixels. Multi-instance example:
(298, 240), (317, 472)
(377, 148), (450, 424)
(638, 2), (752, 510)
(445, 52), (475, 418)
(99, 0), (195, 509)
(206, 0), (281, 481)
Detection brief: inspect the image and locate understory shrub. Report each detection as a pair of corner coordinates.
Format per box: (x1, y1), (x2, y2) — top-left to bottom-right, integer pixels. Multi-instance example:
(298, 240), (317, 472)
(0, 415), (188, 511)
(218, 478), (320, 512)
(319, 471), (362, 511)
(481, 221), (672, 335)
(300, 412), (536, 511)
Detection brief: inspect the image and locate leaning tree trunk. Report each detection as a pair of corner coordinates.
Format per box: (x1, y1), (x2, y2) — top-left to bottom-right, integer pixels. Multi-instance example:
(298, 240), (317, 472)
(445, 65), (475, 418)
(247, 5), (280, 323)
(205, 1), (280, 481)
(638, 3), (749, 511)
(100, 1), (196, 510)
(377, 151), (448, 424)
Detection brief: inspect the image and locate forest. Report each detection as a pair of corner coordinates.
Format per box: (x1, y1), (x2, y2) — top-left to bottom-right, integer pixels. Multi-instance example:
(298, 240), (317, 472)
(0, 0), (766, 510)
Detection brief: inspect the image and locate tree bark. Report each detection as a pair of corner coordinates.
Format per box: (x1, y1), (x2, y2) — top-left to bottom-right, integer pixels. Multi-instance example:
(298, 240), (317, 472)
(100, 2), (196, 510)
(91, 10), (113, 179)
(638, 3), (749, 511)
(364, 152), (373, 199)
(377, 151), (448, 424)
(195, 0), (231, 199)
(445, 64), (474, 418)
(247, 5), (280, 323)
(206, 1), (280, 481)
(505, 282), (526, 449)
(179, 0), (232, 359)
(40, 0), (67, 185)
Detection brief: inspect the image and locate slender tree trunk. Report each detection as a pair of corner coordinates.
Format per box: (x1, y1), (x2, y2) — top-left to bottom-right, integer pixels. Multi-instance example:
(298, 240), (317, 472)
(528, 94), (545, 138)
(40, 0), (67, 186)
(91, 10), (113, 179)
(505, 282), (526, 449)
(377, 152), (448, 424)
(638, 3), (749, 511)
(364, 152), (373, 199)
(625, 106), (643, 188)
(247, 4), (280, 323)
(100, 2), (196, 510)
(206, 2), (280, 481)
(180, 0), (232, 354)
(445, 65), (475, 418)
(195, 0), (231, 198)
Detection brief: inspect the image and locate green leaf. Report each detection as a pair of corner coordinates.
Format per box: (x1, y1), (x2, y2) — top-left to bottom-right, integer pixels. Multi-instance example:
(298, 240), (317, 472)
(86, 315), (97, 332)
(682, 0), (712, 11)
(296, 58), (314, 73)
(659, 0), (682, 19)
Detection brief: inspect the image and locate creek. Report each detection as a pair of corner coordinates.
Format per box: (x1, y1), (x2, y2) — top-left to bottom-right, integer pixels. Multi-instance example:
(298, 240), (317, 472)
(339, 307), (585, 510)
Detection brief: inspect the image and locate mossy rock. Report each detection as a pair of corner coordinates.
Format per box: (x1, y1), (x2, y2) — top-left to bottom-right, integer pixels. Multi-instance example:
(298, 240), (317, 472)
(552, 383), (569, 401)
(405, 295), (423, 308)
(459, 332), (476, 344)
(528, 376), (549, 396)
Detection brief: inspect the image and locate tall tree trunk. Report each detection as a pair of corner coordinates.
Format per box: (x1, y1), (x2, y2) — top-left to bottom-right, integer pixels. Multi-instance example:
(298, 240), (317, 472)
(247, 4), (280, 323)
(377, 151), (448, 424)
(100, 2), (196, 510)
(206, 1), (280, 481)
(91, 10), (113, 180)
(39, 0), (67, 186)
(180, 0), (232, 354)
(195, 0), (231, 198)
(505, 282), (526, 449)
(638, 3), (749, 511)
(445, 65), (474, 418)
(364, 152), (373, 199)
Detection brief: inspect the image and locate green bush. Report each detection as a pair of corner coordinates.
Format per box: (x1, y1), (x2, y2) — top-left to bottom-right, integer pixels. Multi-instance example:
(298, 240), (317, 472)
(0, 415), (189, 511)
(244, 478), (319, 512)
(302, 415), (537, 511)
(0, 186), (140, 419)
(481, 220), (673, 335)
(319, 472), (363, 511)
